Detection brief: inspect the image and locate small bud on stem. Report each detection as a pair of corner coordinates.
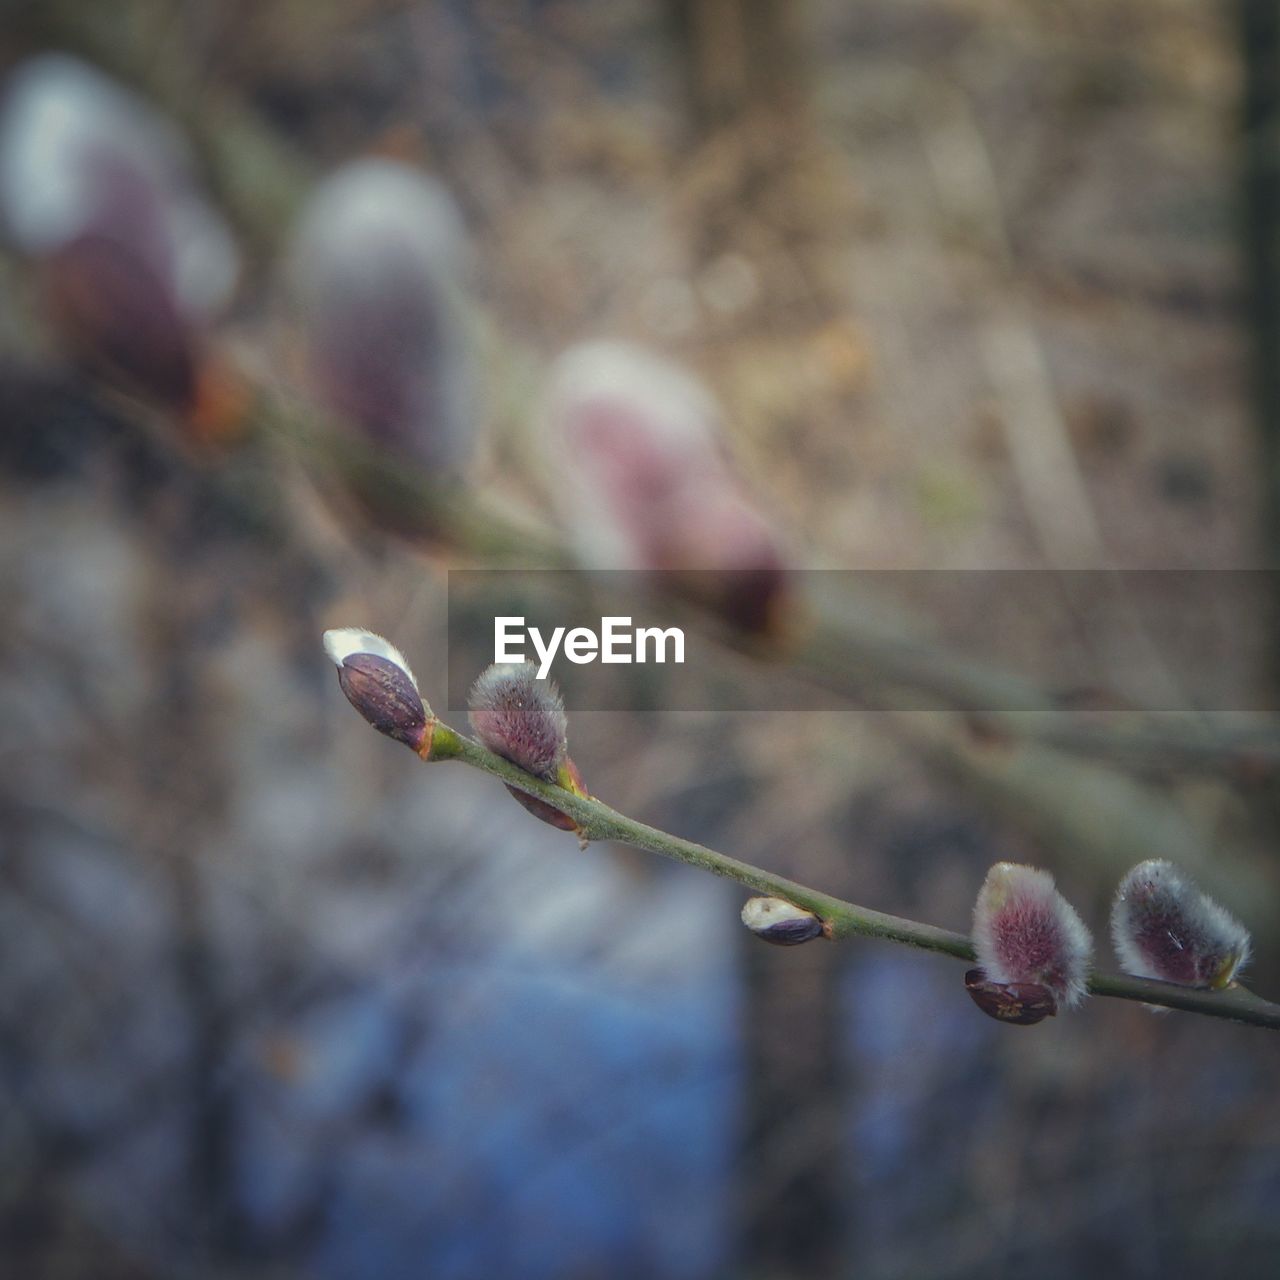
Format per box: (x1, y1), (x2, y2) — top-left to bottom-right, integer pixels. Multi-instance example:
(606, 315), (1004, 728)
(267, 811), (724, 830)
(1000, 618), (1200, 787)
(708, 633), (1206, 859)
(323, 628), (431, 752)
(468, 662), (567, 778)
(741, 896), (825, 946)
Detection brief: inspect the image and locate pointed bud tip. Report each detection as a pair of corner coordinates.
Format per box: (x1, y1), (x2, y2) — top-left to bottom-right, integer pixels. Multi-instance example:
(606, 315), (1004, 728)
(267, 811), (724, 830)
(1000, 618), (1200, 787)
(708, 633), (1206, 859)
(972, 862), (1092, 1010)
(1111, 859), (1251, 989)
(741, 897), (824, 946)
(323, 628), (417, 686)
(468, 662), (568, 781)
(558, 756), (588, 798)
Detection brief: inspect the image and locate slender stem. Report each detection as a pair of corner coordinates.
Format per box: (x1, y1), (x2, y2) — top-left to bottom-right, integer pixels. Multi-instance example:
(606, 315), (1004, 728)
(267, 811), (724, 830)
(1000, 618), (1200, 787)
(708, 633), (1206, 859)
(422, 720), (1280, 1031)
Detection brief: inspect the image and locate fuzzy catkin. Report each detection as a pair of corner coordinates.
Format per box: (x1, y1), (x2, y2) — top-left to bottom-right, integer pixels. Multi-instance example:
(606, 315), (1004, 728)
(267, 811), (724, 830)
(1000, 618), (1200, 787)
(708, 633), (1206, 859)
(468, 663), (568, 779)
(972, 863), (1093, 1009)
(1111, 859), (1250, 989)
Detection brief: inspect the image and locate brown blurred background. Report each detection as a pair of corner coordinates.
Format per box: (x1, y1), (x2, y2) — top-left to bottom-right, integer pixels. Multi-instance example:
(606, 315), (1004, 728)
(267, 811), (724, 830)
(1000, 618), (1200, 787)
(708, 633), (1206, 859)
(1, 2), (1279, 1278)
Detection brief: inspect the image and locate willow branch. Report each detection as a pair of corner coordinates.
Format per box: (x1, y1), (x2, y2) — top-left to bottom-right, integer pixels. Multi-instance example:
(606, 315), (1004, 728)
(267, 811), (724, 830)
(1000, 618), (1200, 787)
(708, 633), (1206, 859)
(418, 718), (1280, 1032)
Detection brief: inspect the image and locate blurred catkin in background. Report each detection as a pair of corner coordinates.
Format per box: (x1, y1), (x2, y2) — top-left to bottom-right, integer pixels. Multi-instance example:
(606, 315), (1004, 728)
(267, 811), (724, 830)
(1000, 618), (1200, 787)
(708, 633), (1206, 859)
(1, 3), (1279, 1280)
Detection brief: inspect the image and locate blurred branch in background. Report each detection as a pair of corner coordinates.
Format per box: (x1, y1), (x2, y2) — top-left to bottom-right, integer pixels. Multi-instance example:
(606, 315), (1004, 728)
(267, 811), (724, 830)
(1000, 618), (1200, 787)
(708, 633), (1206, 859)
(10, 2), (1280, 962)
(20, 0), (1280, 741)
(4, 3), (1280, 1278)
(664, 0), (809, 139)
(1240, 0), (1280, 689)
(918, 81), (1107, 572)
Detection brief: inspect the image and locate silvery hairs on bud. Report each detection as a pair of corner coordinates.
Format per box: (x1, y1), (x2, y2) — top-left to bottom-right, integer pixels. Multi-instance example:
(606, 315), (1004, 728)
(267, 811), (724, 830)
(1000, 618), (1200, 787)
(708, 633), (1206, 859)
(323, 628), (429, 750)
(287, 158), (472, 474)
(740, 897), (824, 946)
(1111, 859), (1251, 989)
(0, 55), (238, 412)
(0, 54), (239, 315)
(468, 662), (568, 780)
(972, 862), (1093, 1010)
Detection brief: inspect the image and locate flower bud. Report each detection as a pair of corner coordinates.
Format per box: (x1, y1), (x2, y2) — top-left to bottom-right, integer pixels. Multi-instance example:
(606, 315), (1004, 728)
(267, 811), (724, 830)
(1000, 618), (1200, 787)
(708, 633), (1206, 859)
(287, 159), (473, 490)
(740, 896), (825, 946)
(1111, 859), (1250, 989)
(0, 55), (238, 415)
(323, 627), (429, 751)
(539, 340), (788, 631)
(468, 662), (587, 830)
(963, 969), (1058, 1025)
(468, 662), (567, 778)
(971, 862), (1092, 1013)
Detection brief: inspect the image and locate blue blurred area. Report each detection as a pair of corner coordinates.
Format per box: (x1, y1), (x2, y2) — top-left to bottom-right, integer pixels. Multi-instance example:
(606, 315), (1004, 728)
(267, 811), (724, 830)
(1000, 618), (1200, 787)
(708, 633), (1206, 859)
(225, 767), (742, 1280)
(299, 954), (737, 1280)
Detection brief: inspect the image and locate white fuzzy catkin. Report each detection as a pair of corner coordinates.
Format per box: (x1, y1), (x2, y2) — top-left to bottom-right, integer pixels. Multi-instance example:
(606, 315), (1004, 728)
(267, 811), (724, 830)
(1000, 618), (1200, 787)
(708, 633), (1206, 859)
(286, 158), (472, 471)
(1111, 859), (1250, 989)
(0, 54), (238, 314)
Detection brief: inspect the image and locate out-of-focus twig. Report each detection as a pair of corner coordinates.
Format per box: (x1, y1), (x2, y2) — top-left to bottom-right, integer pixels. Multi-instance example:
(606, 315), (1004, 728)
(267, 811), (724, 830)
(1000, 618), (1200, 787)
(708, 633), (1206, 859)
(919, 79), (1189, 712)
(23, 1), (1280, 937)
(271, 379), (1280, 788)
(25, 2), (1278, 772)
(1240, 0), (1280, 701)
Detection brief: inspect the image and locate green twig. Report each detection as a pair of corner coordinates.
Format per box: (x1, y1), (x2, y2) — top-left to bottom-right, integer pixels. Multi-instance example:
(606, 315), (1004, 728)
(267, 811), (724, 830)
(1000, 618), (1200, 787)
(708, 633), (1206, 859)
(421, 720), (1280, 1032)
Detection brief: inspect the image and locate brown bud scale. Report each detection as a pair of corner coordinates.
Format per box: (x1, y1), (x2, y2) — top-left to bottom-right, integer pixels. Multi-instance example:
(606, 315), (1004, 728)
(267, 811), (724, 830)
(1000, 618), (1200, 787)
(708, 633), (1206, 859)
(964, 969), (1058, 1026)
(337, 653), (428, 749)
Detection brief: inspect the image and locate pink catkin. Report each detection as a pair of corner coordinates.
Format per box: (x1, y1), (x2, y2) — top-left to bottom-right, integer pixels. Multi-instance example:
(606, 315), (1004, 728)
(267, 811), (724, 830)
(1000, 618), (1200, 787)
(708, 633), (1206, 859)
(973, 864), (1093, 1009)
(540, 342), (786, 582)
(467, 663), (568, 780)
